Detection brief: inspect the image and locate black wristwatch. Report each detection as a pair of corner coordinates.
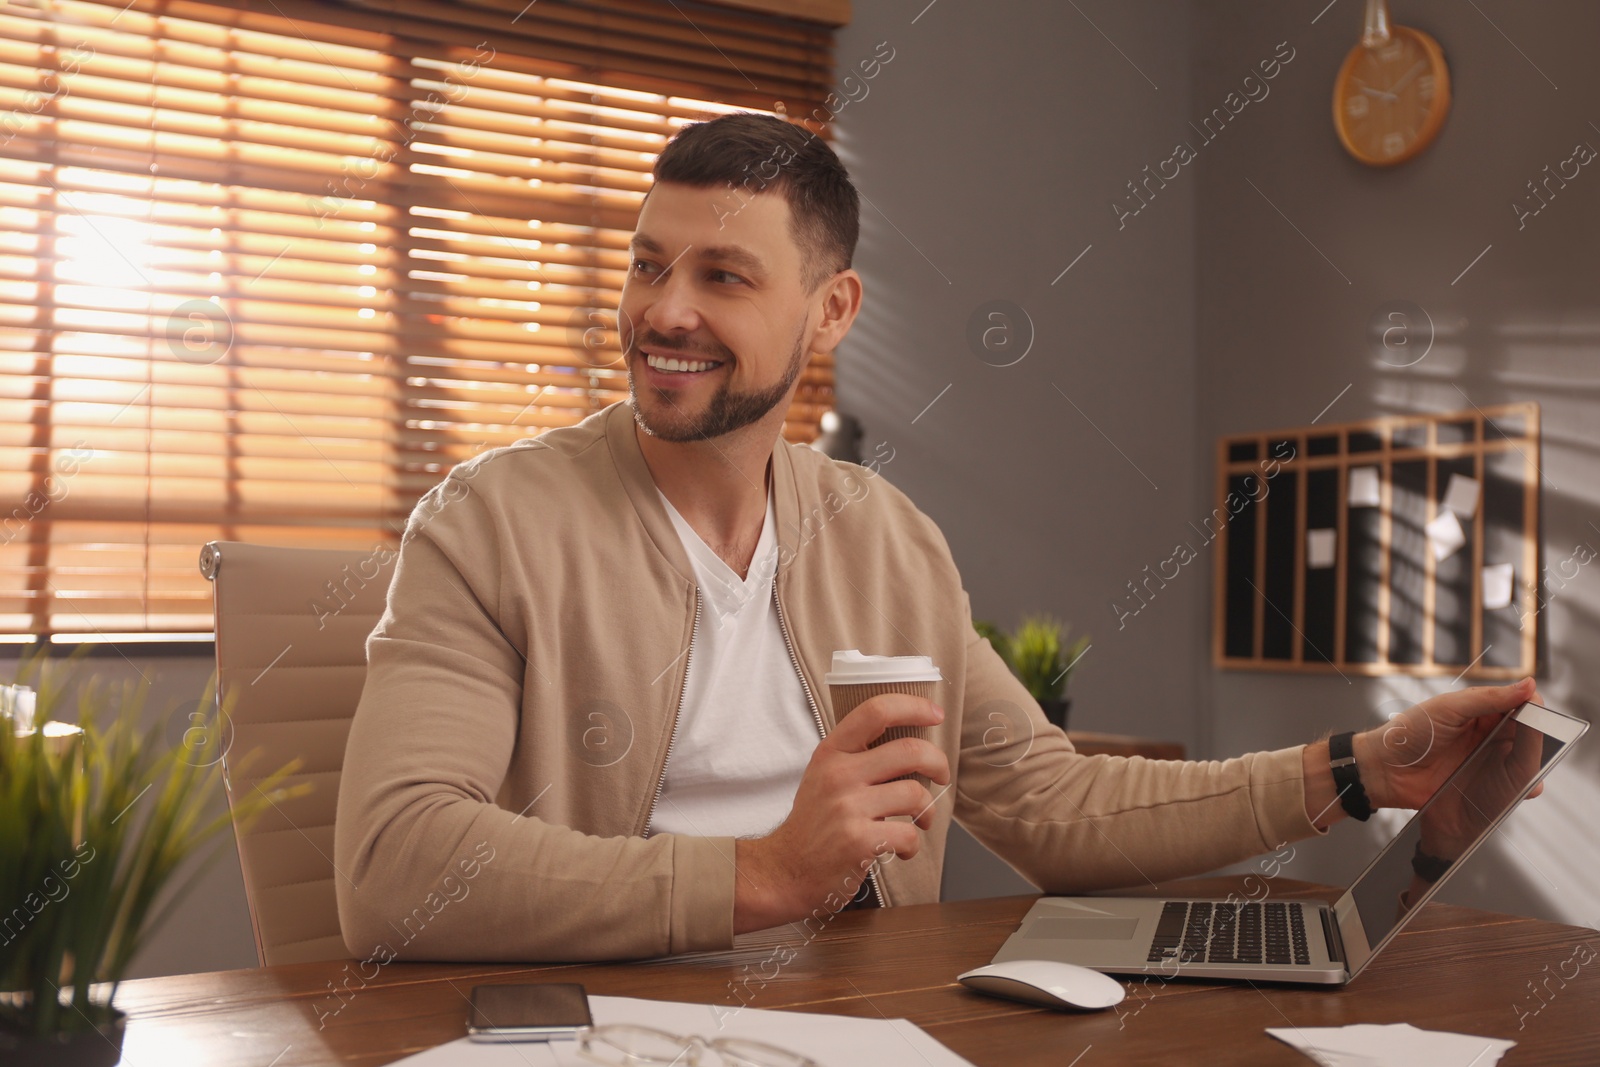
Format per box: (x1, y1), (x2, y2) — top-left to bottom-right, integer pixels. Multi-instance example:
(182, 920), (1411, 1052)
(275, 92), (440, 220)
(1328, 731), (1374, 822)
(1411, 844), (1452, 884)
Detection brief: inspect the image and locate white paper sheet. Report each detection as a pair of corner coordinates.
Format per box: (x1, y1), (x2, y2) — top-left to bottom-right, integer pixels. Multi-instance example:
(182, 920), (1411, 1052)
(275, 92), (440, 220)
(1307, 529), (1337, 569)
(1267, 1022), (1514, 1067)
(1426, 511), (1466, 562)
(1482, 563), (1515, 610)
(1443, 473), (1481, 519)
(1348, 466), (1381, 508)
(387, 995), (976, 1067)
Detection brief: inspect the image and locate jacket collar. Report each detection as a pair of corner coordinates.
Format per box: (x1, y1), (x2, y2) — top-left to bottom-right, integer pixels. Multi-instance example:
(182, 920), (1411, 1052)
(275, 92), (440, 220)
(602, 400), (804, 588)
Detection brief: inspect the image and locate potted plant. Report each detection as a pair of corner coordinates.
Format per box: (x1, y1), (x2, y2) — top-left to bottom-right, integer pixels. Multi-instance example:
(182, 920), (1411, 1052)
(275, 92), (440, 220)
(975, 615), (1089, 730)
(0, 647), (302, 1065)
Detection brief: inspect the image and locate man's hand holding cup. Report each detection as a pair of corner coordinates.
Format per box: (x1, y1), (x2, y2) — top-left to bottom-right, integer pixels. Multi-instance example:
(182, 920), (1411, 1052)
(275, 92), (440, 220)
(734, 652), (948, 933)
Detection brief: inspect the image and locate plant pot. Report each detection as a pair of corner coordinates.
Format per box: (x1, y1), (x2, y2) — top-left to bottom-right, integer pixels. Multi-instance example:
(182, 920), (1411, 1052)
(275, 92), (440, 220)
(0, 1008), (126, 1067)
(1038, 698), (1071, 731)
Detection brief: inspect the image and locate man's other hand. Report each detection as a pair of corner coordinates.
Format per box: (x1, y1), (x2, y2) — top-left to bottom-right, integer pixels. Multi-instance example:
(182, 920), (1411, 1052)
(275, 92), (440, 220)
(733, 693), (950, 933)
(1356, 677), (1544, 811)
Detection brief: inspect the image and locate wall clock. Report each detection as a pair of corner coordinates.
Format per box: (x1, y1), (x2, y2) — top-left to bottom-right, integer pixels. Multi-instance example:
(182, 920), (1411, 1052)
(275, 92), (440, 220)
(1333, 0), (1451, 166)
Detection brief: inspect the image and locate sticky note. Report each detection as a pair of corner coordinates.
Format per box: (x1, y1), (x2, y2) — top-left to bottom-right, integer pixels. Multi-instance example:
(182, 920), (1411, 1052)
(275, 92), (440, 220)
(1427, 510), (1466, 562)
(1348, 466), (1381, 508)
(1483, 563), (1515, 610)
(1443, 473), (1480, 519)
(1307, 529), (1337, 569)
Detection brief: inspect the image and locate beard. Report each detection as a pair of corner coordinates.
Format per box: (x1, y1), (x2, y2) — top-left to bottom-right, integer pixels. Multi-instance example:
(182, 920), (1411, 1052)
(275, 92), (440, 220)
(628, 322), (808, 443)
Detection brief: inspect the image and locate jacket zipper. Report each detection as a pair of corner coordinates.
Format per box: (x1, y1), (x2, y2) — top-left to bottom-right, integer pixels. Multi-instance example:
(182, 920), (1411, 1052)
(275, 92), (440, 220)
(642, 587), (700, 839)
(772, 584), (887, 909)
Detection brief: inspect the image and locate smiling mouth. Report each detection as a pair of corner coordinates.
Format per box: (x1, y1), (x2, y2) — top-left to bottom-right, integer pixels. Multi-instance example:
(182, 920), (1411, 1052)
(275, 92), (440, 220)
(643, 350), (726, 374)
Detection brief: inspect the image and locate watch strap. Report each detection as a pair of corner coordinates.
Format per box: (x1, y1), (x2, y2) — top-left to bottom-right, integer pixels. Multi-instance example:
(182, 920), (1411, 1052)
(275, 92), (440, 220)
(1328, 731), (1374, 822)
(1411, 844), (1452, 884)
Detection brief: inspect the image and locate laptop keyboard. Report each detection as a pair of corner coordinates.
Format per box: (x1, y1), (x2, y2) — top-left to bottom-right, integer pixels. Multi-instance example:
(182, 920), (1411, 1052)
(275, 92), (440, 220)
(1146, 901), (1311, 966)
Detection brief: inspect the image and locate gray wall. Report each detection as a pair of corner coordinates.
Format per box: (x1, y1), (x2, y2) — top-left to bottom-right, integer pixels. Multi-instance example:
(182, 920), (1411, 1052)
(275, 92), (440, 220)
(834, 1), (1206, 901)
(846, 0), (1600, 923)
(1192, 0), (1600, 929)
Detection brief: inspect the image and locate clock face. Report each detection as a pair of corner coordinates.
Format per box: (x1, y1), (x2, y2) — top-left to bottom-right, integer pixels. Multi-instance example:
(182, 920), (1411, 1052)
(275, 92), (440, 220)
(1333, 26), (1450, 166)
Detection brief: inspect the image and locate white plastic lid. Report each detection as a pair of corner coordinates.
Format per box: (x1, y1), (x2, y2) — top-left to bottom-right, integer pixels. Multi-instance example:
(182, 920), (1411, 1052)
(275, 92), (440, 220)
(824, 649), (942, 685)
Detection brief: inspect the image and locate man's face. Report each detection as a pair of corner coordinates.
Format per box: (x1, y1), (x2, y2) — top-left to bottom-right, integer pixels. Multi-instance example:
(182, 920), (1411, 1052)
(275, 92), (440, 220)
(620, 181), (819, 443)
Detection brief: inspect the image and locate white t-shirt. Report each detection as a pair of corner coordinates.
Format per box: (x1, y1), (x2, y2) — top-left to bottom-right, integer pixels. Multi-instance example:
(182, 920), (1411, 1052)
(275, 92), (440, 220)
(645, 482), (821, 839)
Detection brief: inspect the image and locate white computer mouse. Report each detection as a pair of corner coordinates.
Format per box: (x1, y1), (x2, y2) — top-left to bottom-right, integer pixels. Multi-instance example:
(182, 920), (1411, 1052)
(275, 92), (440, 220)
(956, 960), (1126, 1011)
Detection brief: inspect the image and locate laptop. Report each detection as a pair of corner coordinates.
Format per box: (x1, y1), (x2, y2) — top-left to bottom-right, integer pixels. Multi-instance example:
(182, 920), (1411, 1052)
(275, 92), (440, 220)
(990, 701), (1587, 985)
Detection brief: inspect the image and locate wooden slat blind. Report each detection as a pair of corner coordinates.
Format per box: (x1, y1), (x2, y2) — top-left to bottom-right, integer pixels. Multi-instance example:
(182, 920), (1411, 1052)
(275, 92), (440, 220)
(0, 0), (836, 639)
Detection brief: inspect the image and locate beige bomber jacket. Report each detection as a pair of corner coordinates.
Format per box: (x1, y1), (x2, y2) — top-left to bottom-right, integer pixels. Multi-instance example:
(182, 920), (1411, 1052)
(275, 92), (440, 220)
(333, 399), (1322, 963)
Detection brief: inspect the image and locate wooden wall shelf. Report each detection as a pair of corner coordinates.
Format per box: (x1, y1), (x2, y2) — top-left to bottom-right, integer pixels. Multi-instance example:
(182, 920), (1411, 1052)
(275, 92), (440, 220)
(1212, 403), (1539, 680)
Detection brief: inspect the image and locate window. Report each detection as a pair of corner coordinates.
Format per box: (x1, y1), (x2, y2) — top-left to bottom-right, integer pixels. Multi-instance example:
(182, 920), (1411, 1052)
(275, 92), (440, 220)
(0, 0), (838, 639)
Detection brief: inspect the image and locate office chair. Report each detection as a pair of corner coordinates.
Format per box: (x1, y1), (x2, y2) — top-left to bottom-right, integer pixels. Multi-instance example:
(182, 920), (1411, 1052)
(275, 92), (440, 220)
(200, 539), (396, 966)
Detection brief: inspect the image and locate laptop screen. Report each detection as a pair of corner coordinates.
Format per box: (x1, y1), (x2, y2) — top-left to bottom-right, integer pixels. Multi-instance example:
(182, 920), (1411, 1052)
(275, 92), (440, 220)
(1342, 701), (1586, 975)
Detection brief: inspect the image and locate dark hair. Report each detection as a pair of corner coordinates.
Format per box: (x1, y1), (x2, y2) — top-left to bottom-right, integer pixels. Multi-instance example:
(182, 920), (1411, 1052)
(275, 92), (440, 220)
(652, 112), (859, 292)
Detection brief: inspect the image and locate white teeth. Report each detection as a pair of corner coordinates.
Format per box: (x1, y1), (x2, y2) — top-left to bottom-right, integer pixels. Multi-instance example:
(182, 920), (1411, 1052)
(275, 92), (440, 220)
(646, 352), (720, 374)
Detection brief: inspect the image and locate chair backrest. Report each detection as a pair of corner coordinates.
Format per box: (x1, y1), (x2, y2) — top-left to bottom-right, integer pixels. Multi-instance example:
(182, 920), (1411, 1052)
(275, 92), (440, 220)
(200, 539), (395, 966)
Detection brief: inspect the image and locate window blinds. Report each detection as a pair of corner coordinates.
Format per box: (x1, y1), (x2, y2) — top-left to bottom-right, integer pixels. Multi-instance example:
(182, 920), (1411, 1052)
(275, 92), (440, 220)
(0, 0), (837, 638)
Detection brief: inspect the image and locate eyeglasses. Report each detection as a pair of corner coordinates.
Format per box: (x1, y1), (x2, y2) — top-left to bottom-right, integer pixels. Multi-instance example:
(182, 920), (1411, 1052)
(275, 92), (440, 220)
(576, 1023), (818, 1067)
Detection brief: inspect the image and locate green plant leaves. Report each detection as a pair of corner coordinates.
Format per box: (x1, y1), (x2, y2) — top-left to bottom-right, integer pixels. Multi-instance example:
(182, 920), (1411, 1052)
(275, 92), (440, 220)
(974, 615), (1089, 703)
(0, 648), (304, 1036)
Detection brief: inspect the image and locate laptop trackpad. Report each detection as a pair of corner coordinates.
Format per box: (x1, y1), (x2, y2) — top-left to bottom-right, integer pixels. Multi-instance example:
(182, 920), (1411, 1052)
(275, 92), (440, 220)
(1025, 916), (1140, 941)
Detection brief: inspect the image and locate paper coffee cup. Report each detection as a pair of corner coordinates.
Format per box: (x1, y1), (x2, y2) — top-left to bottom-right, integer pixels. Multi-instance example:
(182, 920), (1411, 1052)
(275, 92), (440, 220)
(826, 650), (942, 787)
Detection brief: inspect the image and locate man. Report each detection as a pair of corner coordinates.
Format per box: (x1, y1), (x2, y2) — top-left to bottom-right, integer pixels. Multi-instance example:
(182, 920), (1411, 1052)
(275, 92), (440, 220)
(333, 113), (1539, 962)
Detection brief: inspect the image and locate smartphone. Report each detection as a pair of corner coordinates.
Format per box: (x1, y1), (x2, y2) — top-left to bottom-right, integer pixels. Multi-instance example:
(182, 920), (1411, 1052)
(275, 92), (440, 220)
(466, 982), (592, 1042)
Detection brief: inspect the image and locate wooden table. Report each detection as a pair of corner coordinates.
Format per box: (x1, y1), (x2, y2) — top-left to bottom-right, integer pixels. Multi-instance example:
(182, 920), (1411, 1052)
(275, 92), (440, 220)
(113, 878), (1597, 1065)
